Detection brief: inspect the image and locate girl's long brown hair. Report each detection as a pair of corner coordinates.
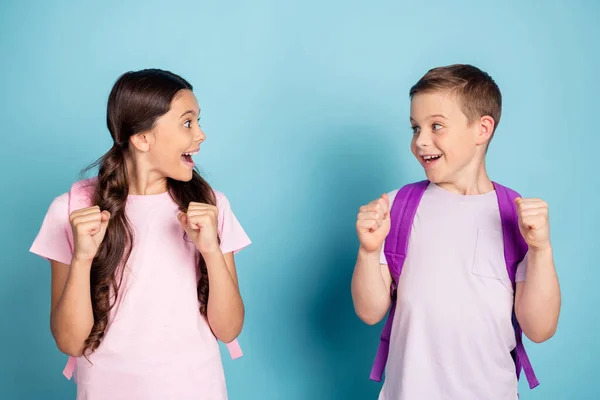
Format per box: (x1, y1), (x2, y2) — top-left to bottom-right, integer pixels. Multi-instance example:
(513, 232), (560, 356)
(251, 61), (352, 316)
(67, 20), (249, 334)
(82, 69), (215, 355)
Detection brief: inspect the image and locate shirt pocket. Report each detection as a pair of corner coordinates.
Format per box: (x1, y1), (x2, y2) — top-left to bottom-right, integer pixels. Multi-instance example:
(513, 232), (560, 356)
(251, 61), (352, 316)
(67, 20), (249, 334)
(472, 228), (505, 280)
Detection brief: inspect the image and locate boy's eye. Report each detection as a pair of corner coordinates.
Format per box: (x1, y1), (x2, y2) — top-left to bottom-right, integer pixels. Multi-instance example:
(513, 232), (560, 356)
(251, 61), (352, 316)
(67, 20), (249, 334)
(184, 120), (191, 128)
(432, 123), (443, 131)
(411, 126), (420, 134)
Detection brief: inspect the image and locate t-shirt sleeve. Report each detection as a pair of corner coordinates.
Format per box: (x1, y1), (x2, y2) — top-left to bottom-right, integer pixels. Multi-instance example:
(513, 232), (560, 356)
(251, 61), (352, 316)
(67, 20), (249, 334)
(29, 193), (73, 265)
(216, 192), (251, 255)
(515, 251), (528, 282)
(379, 244), (387, 265)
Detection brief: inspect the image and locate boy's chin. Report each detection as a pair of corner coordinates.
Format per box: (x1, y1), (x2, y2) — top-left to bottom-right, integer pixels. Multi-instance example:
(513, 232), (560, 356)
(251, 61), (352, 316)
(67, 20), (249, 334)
(423, 170), (445, 184)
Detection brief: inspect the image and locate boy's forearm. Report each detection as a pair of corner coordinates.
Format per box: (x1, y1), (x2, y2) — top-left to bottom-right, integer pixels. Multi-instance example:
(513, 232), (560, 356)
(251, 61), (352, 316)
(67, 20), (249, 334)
(516, 247), (561, 342)
(351, 247), (391, 325)
(51, 258), (95, 356)
(204, 251), (245, 343)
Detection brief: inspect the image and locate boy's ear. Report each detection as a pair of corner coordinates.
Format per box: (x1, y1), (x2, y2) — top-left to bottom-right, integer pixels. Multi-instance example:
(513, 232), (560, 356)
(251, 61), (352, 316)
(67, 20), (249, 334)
(476, 115), (495, 146)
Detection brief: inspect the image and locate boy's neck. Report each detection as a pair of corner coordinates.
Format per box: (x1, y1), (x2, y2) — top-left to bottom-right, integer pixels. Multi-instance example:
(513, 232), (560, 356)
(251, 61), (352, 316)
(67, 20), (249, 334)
(436, 162), (493, 196)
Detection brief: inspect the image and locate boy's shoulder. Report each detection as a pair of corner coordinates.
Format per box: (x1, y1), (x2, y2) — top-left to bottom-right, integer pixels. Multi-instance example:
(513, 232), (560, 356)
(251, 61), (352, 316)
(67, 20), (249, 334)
(385, 180), (431, 205)
(385, 188), (400, 204)
(386, 180), (522, 203)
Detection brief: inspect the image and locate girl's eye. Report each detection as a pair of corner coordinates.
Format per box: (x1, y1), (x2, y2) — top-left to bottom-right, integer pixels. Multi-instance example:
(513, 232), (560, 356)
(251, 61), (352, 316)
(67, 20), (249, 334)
(411, 126), (420, 134)
(432, 123), (443, 131)
(197, 117), (201, 127)
(183, 120), (191, 128)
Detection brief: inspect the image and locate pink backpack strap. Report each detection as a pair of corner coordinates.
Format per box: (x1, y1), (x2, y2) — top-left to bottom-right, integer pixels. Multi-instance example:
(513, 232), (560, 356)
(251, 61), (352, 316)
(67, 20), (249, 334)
(226, 340), (243, 359)
(63, 356), (76, 380)
(62, 179), (97, 380)
(61, 178), (242, 380)
(65, 178), (97, 256)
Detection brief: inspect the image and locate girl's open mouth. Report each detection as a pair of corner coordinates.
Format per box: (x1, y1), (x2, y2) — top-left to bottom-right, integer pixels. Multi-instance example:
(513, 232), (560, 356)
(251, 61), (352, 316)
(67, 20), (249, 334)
(181, 150), (198, 168)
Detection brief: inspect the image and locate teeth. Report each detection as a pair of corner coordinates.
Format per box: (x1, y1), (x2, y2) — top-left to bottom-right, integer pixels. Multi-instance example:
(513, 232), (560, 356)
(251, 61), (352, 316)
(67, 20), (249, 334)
(183, 152), (198, 156)
(423, 155), (441, 160)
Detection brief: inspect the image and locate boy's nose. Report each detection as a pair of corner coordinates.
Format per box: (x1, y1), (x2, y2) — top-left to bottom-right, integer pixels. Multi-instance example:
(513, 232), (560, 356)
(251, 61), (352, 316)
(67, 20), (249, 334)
(415, 131), (432, 148)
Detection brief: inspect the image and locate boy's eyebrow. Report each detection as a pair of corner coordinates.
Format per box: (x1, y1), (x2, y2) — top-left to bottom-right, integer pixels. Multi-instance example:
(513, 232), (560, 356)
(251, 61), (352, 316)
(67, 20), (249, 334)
(427, 114), (448, 119)
(410, 114), (448, 122)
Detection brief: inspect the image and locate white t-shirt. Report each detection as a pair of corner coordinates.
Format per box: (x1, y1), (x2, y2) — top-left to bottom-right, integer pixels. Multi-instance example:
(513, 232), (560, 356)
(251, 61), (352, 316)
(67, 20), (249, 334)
(378, 183), (527, 400)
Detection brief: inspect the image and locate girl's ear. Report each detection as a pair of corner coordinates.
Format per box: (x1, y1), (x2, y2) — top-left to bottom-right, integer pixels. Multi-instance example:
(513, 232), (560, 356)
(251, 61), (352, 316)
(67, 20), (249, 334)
(130, 132), (153, 152)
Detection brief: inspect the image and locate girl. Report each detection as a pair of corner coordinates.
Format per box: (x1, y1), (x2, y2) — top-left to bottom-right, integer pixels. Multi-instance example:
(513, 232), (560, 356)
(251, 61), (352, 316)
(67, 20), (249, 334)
(30, 69), (251, 399)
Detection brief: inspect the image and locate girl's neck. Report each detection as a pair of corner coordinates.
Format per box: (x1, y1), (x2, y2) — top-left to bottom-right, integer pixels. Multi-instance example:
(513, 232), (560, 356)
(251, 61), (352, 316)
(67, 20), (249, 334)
(125, 156), (169, 196)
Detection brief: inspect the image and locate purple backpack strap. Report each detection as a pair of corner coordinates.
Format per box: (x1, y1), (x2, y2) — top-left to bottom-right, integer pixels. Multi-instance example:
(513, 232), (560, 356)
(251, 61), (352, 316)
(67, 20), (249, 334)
(493, 182), (540, 389)
(369, 180), (429, 382)
(62, 178), (243, 381)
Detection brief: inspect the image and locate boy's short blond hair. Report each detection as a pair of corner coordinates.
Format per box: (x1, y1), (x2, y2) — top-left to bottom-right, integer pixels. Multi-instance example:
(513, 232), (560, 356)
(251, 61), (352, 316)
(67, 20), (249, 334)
(410, 64), (502, 134)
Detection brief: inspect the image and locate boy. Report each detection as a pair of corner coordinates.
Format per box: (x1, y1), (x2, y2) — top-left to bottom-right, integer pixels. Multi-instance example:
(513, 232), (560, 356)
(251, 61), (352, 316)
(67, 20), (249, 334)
(351, 64), (560, 400)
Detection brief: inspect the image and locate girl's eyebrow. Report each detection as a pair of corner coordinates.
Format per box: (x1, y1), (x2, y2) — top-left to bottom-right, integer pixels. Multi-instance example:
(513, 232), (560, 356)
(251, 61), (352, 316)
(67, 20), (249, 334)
(179, 109), (200, 118)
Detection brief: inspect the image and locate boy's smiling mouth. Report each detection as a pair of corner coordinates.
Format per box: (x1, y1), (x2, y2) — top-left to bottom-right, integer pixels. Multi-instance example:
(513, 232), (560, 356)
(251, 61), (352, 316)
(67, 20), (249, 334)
(421, 154), (443, 166)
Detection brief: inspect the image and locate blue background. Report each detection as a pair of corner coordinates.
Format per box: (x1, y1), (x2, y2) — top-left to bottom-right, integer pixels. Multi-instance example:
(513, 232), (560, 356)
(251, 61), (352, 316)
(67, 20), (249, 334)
(1, 0), (598, 399)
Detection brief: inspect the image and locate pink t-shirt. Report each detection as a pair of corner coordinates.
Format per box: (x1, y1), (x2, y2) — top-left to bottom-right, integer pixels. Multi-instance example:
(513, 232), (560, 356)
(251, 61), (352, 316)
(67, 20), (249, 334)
(378, 183), (527, 400)
(30, 187), (251, 400)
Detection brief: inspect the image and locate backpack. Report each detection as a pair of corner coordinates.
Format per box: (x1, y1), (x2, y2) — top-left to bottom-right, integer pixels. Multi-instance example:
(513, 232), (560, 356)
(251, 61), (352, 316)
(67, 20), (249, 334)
(369, 180), (539, 390)
(60, 178), (243, 380)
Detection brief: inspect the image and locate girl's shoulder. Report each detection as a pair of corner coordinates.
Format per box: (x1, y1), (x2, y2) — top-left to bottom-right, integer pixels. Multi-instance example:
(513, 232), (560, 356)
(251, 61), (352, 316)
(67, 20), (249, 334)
(67, 178), (97, 212)
(70, 177), (97, 196)
(46, 192), (70, 218)
(213, 189), (226, 201)
(213, 189), (232, 210)
(44, 177), (95, 218)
